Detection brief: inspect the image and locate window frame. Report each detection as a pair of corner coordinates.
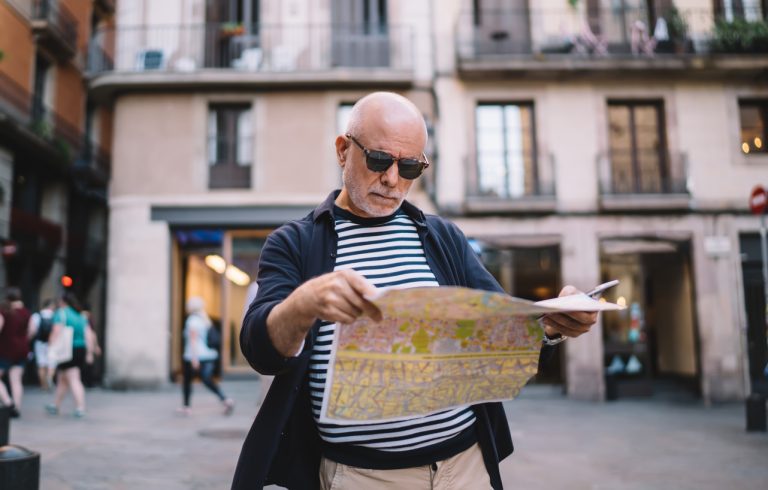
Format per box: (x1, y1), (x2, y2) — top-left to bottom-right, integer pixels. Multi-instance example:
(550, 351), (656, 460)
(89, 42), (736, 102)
(473, 101), (539, 200)
(738, 99), (768, 155)
(606, 99), (669, 194)
(207, 103), (253, 190)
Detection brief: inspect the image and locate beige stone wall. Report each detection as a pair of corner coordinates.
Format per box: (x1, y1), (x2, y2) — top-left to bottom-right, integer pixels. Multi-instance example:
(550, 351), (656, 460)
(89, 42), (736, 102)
(105, 198), (170, 388)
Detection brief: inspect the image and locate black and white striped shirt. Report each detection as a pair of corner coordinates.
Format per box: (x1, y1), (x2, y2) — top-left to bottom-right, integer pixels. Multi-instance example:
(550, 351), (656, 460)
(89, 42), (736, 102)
(309, 206), (477, 467)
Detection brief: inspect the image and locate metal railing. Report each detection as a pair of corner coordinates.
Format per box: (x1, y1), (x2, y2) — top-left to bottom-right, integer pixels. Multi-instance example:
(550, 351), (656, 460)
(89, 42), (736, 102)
(0, 71), (32, 121)
(597, 149), (689, 195)
(0, 73), (107, 170)
(456, 6), (767, 60)
(466, 150), (556, 200)
(88, 23), (414, 74)
(31, 0), (79, 55)
(77, 140), (112, 177)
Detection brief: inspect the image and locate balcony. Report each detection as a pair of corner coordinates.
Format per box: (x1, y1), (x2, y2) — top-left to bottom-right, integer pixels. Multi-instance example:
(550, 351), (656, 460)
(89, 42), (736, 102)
(0, 72), (95, 173)
(456, 6), (768, 79)
(597, 149), (690, 210)
(464, 150), (557, 214)
(31, 0), (78, 61)
(87, 23), (414, 96)
(75, 140), (112, 185)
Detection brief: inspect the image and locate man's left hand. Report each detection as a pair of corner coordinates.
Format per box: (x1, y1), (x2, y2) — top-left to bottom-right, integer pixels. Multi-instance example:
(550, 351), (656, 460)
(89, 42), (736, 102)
(540, 285), (599, 339)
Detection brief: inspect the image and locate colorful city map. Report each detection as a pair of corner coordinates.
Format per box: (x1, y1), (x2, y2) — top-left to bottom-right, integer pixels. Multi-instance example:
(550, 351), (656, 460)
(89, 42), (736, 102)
(320, 286), (622, 424)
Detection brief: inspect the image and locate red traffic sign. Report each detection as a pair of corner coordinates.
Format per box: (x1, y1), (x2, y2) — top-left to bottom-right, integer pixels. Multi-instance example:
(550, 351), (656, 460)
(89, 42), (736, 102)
(750, 185), (767, 215)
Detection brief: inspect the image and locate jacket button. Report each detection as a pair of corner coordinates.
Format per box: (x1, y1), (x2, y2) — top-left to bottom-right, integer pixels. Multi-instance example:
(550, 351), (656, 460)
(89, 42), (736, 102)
(330, 252), (336, 258)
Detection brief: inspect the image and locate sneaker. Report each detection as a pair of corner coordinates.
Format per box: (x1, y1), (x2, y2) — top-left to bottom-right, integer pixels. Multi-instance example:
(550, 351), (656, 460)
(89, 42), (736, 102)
(222, 399), (235, 416)
(9, 405), (20, 418)
(45, 404), (59, 415)
(175, 406), (192, 417)
(73, 409), (86, 419)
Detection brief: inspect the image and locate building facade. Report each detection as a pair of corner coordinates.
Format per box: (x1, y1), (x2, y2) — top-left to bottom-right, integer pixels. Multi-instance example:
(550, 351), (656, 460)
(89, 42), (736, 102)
(93, 0), (767, 403)
(0, 0), (113, 374)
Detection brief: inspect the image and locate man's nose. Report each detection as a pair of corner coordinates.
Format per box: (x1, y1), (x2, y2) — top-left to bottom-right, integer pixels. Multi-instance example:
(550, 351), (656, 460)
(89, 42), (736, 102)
(380, 160), (400, 186)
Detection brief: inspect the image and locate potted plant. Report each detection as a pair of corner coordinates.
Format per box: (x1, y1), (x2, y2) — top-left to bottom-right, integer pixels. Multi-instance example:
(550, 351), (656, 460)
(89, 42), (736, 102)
(711, 18), (768, 53)
(664, 6), (690, 54)
(220, 22), (245, 37)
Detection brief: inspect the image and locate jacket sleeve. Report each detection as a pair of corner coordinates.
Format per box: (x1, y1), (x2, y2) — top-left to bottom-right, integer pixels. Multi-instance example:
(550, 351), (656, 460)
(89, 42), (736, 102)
(240, 224), (307, 376)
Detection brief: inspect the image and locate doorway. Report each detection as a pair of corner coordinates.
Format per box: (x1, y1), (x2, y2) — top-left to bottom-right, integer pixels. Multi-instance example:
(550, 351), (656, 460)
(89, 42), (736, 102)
(170, 229), (268, 379)
(600, 238), (700, 399)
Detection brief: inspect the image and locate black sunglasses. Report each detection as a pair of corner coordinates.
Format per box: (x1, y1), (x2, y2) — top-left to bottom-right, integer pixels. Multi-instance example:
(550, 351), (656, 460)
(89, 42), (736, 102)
(346, 134), (430, 180)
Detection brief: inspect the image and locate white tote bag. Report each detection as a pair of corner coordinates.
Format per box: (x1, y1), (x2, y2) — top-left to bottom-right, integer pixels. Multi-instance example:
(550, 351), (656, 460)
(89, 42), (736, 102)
(49, 326), (74, 364)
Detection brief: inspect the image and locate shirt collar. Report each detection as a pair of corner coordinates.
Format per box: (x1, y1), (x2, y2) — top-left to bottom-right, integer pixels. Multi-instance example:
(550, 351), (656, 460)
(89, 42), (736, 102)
(313, 189), (427, 228)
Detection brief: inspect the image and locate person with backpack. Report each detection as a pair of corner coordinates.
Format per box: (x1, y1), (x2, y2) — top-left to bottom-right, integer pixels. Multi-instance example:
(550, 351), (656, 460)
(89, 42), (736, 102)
(178, 296), (234, 416)
(30, 299), (56, 390)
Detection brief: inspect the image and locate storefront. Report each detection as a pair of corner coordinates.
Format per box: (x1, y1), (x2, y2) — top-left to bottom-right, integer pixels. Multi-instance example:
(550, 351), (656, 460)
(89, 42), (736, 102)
(600, 237), (700, 399)
(170, 228), (269, 379)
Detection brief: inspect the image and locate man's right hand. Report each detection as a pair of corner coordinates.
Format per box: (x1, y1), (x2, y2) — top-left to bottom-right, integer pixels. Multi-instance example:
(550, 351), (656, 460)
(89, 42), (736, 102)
(267, 270), (382, 357)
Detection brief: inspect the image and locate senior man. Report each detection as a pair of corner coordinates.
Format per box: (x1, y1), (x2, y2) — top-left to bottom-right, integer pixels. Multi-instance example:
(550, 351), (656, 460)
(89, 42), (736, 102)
(232, 92), (597, 490)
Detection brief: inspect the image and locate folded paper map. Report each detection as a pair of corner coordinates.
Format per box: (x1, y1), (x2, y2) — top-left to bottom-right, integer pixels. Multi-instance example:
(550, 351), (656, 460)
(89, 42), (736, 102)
(319, 286), (623, 424)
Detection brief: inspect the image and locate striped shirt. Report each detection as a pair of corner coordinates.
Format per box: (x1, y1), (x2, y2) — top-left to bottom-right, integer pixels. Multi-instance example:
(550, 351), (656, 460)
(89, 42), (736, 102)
(309, 206), (477, 466)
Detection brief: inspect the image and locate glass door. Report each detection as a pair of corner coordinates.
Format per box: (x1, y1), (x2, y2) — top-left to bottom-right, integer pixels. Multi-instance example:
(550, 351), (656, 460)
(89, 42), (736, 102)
(221, 230), (269, 371)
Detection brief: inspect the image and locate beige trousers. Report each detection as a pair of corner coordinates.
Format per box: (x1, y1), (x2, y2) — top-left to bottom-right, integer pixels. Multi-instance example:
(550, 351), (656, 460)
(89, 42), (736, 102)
(319, 443), (493, 490)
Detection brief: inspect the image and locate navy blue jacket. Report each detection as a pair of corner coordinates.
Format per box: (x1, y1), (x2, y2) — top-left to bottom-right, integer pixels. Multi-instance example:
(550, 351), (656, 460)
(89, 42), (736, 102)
(232, 191), (554, 490)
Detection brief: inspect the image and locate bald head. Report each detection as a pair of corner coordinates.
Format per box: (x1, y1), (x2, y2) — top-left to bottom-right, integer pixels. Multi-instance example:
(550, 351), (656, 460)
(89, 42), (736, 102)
(334, 92), (428, 218)
(345, 92), (428, 151)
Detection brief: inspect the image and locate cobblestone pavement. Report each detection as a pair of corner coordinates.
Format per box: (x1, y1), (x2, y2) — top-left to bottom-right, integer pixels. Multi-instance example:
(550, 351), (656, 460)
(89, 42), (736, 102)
(8, 379), (768, 489)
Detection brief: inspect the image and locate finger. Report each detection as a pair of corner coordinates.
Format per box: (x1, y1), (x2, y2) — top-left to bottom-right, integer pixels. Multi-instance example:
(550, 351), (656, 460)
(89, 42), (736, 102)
(554, 310), (598, 325)
(324, 290), (363, 319)
(343, 269), (378, 298)
(321, 306), (358, 325)
(361, 299), (383, 322)
(558, 285), (582, 297)
(542, 312), (593, 331)
(541, 315), (591, 337)
(334, 272), (382, 321)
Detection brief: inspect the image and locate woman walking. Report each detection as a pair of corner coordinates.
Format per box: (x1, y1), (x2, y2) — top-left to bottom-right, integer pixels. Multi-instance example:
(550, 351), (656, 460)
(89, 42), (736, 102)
(46, 293), (89, 418)
(178, 297), (234, 416)
(0, 288), (33, 418)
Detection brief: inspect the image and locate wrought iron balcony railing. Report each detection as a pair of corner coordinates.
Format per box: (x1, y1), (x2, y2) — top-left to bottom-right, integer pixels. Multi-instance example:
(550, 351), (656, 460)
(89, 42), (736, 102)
(597, 149), (689, 196)
(0, 73), (108, 173)
(457, 6), (767, 61)
(31, 0), (79, 60)
(88, 23), (414, 75)
(466, 150), (556, 204)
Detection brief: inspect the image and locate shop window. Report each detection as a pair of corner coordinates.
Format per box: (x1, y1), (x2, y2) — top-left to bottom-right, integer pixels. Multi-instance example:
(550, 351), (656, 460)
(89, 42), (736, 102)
(738, 100), (768, 155)
(207, 104), (252, 189)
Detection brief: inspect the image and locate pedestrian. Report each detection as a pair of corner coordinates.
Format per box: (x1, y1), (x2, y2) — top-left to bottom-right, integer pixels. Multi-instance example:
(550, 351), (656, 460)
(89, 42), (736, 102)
(30, 298), (57, 390)
(0, 287), (33, 418)
(232, 92), (599, 489)
(46, 293), (89, 418)
(178, 296), (234, 416)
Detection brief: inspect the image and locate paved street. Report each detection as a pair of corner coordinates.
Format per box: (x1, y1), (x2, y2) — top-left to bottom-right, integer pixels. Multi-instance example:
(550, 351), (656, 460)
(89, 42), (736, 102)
(8, 379), (768, 489)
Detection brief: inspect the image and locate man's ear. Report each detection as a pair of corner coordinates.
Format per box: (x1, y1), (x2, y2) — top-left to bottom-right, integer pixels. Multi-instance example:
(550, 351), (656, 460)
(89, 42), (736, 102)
(335, 135), (349, 169)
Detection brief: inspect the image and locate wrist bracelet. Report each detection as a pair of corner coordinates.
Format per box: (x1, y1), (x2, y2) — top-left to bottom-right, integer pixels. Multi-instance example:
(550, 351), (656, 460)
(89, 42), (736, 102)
(543, 333), (567, 346)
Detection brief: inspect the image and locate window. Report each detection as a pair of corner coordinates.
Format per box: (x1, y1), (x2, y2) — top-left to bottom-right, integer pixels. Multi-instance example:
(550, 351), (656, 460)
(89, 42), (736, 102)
(331, 0), (390, 67)
(208, 104), (252, 189)
(714, 0), (765, 21)
(475, 103), (537, 199)
(337, 102), (354, 136)
(739, 100), (767, 154)
(607, 101), (668, 194)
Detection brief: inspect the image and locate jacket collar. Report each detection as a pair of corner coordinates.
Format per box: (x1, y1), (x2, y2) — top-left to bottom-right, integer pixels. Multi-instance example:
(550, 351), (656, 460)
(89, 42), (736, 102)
(313, 189), (427, 228)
